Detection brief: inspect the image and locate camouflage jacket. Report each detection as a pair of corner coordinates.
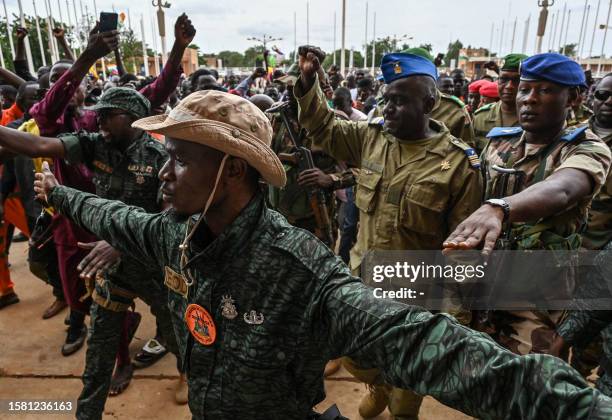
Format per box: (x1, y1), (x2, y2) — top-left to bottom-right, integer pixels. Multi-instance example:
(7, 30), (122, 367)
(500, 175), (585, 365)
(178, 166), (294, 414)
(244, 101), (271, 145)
(58, 130), (168, 212)
(483, 125), (611, 249)
(48, 185), (612, 419)
(582, 118), (612, 250)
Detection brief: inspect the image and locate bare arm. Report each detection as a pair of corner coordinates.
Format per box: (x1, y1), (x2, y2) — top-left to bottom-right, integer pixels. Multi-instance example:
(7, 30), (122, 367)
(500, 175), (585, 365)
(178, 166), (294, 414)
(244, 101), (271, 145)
(0, 125), (65, 158)
(53, 28), (75, 62)
(444, 168), (594, 255)
(0, 68), (25, 89)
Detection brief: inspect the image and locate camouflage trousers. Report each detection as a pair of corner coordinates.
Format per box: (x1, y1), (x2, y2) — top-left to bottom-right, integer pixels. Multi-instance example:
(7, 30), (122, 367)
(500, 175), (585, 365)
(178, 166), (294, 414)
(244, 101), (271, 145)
(76, 261), (179, 420)
(487, 310), (564, 355)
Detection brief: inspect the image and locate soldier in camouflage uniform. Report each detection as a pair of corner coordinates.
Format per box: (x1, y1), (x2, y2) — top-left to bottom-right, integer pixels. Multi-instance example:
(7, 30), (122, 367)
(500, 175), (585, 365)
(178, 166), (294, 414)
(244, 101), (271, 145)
(549, 72), (612, 389)
(473, 53), (527, 153)
(0, 88), (182, 419)
(32, 87), (612, 420)
(444, 53), (611, 357)
(296, 49), (482, 419)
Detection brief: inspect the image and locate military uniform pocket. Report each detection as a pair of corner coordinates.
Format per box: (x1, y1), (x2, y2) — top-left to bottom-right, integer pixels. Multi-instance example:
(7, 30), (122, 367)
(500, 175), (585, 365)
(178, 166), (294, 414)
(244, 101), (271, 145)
(400, 183), (447, 234)
(355, 170), (382, 213)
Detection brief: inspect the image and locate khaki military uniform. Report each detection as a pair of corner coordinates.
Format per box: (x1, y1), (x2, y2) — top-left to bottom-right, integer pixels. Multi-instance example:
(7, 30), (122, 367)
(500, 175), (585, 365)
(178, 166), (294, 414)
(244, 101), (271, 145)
(583, 118), (612, 251)
(481, 124), (611, 355)
(295, 76), (483, 419)
(431, 92), (475, 148)
(567, 104), (595, 127)
(473, 101), (519, 154)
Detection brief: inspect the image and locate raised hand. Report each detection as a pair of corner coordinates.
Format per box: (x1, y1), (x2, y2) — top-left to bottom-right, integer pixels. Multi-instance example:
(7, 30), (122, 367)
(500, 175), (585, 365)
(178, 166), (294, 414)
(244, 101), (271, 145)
(52, 28), (65, 39)
(297, 45), (325, 91)
(85, 22), (120, 58)
(174, 13), (196, 48)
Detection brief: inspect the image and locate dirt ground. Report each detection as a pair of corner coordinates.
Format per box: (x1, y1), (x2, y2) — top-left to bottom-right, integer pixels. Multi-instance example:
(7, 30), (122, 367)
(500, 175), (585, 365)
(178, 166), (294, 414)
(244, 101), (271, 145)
(0, 239), (473, 420)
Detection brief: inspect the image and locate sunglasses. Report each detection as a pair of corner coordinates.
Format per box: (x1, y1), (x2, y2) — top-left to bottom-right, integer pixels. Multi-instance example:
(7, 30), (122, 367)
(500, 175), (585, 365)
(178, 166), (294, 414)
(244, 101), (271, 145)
(594, 90), (612, 101)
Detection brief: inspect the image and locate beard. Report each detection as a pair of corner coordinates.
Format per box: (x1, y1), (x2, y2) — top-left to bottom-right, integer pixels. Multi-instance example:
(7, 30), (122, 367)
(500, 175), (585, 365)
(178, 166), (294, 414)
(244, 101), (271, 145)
(167, 208), (191, 223)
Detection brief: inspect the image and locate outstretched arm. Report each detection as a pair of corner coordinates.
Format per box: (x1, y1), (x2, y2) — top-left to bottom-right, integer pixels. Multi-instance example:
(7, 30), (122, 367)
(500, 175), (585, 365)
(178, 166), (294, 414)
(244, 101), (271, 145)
(0, 125), (65, 158)
(313, 259), (612, 420)
(52, 28), (75, 62)
(35, 164), (171, 268)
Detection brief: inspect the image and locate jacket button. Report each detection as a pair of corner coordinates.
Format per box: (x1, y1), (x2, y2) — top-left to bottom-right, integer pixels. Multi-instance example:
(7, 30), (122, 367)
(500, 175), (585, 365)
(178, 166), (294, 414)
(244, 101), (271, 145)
(230, 340), (237, 348)
(249, 349), (257, 358)
(277, 351), (286, 361)
(232, 129), (241, 138)
(276, 232), (285, 239)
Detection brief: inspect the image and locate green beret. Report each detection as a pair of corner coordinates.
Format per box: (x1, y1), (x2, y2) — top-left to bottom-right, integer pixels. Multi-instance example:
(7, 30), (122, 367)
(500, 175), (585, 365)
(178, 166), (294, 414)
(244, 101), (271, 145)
(401, 47), (434, 63)
(86, 87), (151, 119)
(502, 53), (528, 71)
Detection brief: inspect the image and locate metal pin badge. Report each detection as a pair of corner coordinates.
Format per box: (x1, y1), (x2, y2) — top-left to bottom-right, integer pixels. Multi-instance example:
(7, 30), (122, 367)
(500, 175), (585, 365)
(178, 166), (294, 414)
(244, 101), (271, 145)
(221, 295), (238, 320)
(243, 310), (264, 325)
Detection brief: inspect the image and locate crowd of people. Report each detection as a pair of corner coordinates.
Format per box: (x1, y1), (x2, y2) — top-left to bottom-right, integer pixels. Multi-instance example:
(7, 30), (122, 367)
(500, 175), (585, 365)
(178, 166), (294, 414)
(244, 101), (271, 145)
(2, 10), (612, 420)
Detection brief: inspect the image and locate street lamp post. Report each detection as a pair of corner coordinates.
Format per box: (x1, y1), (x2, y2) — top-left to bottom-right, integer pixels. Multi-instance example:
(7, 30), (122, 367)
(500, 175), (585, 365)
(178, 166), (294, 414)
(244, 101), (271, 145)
(152, 0), (170, 66)
(247, 34), (283, 72)
(536, 0), (554, 54)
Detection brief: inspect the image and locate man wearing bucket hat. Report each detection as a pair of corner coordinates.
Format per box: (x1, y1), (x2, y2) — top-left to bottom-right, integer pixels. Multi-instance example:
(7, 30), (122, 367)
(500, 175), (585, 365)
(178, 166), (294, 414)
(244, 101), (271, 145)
(473, 53), (527, 153)
(295, 46), (483, 418)
(32, 87), (612, 419)
(0, 87), (184, 418)
(444, 53), (611, 356)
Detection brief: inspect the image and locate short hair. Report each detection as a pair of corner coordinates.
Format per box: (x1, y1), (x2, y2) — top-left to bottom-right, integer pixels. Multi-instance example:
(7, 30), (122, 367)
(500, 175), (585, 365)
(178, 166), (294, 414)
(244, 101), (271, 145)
(17, 81), (38, 98)
(333, 87), (352, 103)
(189, 68), (218, 91)
(0, 85), (18, 99)
(119, 73), (138, 85)
(357, 77), (374, 89)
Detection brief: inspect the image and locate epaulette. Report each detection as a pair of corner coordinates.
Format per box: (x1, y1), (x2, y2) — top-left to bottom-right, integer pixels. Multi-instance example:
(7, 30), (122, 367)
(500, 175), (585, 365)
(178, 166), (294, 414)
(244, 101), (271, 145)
(474, 103), (494, 115)
(449, 137), (481, 169)
(560, 125), (588, 142)
(487, 126), (524, 139)
(368, 116), (385, 126)
(441, 93), (466, 108)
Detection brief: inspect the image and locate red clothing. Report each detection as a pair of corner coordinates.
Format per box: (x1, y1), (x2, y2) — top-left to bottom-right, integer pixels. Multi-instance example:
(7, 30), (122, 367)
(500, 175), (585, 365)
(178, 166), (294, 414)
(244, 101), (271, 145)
(0, 103), (24, 126)
(29, 63), (183, 313)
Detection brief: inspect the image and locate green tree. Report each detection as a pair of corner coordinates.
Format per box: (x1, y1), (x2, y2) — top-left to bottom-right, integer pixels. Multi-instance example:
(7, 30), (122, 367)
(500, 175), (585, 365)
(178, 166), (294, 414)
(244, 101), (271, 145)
(419, 43), (433, 53)
(444, 39), (464, 67)
(217, 50), (245, 67)
(559, 43), (578, 57)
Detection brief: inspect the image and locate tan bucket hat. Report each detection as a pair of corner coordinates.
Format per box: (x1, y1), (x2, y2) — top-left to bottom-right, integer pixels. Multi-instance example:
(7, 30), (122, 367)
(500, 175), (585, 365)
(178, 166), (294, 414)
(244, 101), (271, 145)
(132, 90), (286, 187)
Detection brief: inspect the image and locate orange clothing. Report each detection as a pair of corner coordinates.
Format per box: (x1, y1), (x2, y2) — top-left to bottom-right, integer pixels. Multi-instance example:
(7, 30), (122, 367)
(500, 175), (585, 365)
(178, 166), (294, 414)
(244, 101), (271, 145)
(0, 103), (24, 126)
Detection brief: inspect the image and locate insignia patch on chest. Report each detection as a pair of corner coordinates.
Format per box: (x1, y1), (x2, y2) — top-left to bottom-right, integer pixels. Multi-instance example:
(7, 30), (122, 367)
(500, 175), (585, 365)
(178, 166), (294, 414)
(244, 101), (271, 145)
(164, 266), (188, 298)
(221, 295), (238, 320)
(185, 304), (216, 346)
(243, 310), (264, 325)
(440, 160), (451, 171)
(92, 160), (113, 174)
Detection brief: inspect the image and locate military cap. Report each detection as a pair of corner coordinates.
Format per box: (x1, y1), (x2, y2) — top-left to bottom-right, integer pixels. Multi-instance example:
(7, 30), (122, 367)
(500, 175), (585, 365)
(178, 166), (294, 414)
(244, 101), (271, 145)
(479, 81), (499, 98)
(380, 53), (438, 84)
(86, 87), (151, 119)
(402, 47), (434, 63)
(133, 90), (285, 187)
(468, 79), (486, 93)
(520, 53), (586, 87)
(501, 53), (528, 71)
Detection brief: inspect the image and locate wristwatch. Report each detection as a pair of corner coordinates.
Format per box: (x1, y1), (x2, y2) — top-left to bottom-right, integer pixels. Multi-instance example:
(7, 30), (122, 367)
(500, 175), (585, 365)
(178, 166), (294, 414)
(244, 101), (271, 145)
(484, 198), (510, 222)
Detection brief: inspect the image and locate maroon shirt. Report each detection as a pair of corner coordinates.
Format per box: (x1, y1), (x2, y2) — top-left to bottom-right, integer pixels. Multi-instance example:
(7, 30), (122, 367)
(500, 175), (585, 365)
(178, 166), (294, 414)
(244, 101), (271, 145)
(30, 64), (181, 312)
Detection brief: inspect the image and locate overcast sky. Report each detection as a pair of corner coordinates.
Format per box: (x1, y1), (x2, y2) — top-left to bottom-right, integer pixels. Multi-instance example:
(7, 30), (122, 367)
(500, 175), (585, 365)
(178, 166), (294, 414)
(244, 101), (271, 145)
(4, 0), (612, 58)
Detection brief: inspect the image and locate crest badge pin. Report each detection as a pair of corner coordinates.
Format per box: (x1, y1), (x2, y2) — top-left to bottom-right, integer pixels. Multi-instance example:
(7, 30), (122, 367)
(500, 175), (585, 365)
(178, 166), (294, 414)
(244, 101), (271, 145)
(221, 295), (238, 320)
(243, 310), (264, 325)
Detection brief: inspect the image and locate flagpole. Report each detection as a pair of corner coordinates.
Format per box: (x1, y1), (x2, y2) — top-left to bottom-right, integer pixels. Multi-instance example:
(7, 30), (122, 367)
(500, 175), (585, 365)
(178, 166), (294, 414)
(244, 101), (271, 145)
(140, 13), (149, 76)
(364, 2), (368, 70)
(2, 0), (15, 59)
(150, 11), (160, 76)
(17, 0), (35, 73)
(370, 11), (376, 74)
(33, 0), (47, 67)
(44, 0), (59, 63)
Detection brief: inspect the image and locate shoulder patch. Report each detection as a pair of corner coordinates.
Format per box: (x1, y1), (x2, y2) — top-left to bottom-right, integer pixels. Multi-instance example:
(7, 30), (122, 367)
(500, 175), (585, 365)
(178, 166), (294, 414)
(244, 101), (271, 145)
(441, 93), (466, 108)
(560, 125), (588, 142)
(487, 126), (523, 139)
(448, 137), (481, 169)
(474, 103), (494, 115)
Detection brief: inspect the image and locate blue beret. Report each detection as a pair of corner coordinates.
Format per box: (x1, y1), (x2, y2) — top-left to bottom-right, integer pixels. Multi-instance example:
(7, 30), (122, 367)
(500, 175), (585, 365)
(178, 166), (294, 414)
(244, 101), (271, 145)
(380, 53), (438, 84)
(520, 53), (586, 87)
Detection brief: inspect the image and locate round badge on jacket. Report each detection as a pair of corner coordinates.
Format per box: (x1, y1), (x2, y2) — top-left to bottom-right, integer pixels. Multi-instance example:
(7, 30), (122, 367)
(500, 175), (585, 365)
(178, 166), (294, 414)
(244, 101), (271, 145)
(185, 304), (217, 346)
